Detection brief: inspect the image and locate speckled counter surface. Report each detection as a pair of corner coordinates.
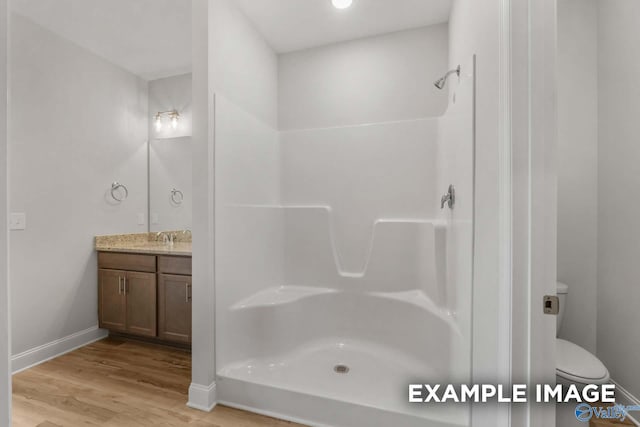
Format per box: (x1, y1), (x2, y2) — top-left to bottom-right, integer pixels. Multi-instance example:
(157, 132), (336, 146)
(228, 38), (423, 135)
(95, 232), (192, 257)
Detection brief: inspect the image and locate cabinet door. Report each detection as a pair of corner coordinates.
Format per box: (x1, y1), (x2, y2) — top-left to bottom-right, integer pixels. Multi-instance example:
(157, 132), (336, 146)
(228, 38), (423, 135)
(158, 274), (192, 343)
(125, 271), (157, 337)
(99, 269), (126, 332)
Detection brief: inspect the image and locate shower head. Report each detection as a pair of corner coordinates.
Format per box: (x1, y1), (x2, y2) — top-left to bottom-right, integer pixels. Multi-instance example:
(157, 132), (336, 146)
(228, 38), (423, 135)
(434, 65), (461, 90)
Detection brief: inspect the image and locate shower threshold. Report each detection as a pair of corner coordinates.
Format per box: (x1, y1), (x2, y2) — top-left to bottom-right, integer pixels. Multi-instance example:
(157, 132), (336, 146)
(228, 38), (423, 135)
(217, 339), (468, 427)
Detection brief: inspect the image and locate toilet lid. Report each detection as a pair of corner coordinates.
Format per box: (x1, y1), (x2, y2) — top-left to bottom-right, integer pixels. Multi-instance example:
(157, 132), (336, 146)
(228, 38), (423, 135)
(557, 282), (568, 295)
(556, 339), (609, 383)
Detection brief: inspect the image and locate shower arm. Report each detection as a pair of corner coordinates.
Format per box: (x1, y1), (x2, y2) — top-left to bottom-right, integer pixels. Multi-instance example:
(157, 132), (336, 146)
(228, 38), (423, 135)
(442, 67), (460, 81)
(434, 65), (461, 90)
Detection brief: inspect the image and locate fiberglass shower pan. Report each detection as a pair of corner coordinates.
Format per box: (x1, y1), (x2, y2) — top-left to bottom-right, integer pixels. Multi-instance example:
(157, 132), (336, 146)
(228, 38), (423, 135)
(214, 58), (476, 427)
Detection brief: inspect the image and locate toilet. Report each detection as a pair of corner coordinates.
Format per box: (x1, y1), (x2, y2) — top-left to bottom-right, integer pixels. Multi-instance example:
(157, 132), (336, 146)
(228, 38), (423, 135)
(556, 281), (610, 427)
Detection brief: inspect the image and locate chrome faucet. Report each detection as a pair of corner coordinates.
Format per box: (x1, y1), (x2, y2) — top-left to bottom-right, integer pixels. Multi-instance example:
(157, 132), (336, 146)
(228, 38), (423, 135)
(156, 231), (176, 245)
(441, 185), (456, 209)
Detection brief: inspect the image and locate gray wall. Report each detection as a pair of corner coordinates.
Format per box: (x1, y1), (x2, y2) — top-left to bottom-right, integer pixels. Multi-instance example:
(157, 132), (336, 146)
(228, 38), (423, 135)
(9, 14), (148, 356)
(557, 0), (598, 353)
(0, 0), (10, 423)
(557, 0), (640, 398)
(596, 0), (640, 398)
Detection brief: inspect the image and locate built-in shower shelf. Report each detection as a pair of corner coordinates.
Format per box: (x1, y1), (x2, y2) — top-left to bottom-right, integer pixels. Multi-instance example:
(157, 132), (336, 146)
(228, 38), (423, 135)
(230, 286), (338, 310)
(229, 286), (458, 333)
(371, 290), (461, 334)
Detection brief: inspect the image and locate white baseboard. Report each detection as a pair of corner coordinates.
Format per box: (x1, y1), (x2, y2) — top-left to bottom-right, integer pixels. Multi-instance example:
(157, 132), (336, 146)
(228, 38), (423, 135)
(11, 325), (108, 374)
(187, 381), (217, 412)
(613, 379), (640, 426)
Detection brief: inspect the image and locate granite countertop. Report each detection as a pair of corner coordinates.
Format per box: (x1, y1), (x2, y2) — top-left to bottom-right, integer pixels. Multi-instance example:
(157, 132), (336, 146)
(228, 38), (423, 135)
(95, 232), (192, 257)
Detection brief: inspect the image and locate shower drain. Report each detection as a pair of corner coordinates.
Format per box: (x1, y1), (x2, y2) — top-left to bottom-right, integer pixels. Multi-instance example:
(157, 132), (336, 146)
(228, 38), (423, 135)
(334, 364), (350, 374)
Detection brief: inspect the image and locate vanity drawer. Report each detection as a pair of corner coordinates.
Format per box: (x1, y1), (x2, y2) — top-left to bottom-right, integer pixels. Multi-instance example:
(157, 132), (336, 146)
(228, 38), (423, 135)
(158, 255), (192, 275)
(98, 252), (157, 273)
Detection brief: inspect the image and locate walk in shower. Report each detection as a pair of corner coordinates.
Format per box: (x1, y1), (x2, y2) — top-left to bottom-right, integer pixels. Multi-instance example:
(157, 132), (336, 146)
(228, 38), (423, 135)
(212, 2), (475, 426)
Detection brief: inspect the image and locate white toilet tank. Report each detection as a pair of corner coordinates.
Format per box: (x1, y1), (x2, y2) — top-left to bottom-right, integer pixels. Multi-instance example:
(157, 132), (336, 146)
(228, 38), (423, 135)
(557, 281), (569, 334)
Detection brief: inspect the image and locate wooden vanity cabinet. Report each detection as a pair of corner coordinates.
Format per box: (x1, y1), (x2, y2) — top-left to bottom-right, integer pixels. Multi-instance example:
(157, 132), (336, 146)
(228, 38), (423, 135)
(98, 252), (157, 337)
(98, 269), (127, 332)
(98, 269), (157, 336)
(158, 274), (192, 343)
(158, 256), (192, 344)
(124, 271), (157, 337)
(98, 252), (191, 345)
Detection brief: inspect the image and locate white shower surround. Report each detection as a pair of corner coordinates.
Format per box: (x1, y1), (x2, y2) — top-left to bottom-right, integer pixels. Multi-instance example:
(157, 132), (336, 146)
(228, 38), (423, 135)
(214, 56), (475, 426)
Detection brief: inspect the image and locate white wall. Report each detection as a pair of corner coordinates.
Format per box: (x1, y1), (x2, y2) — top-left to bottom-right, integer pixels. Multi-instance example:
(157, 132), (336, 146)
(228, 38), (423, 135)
(596, 0), (640, 399)
(278, 23), (449, 276)
(434, 58), (475, 379)
(448, 1), (525, 426)
(214, 96), (282, 369)
(211, 0), (281, 367)
(0, 0), (10, 422)
(9, 14), (148, 356)
(449, 0), (500, 350)
(149, 73), (192, 232)
(278, 24), (448, 131)
(448, 4), (502, 387)
(190, 0), (280, 409)
(209, 0), (278, 127)
(189, 0), (216, 410)
(556, 0), (598, 353)
(281, 120), (439, 275)
(450, 2), (560, 426)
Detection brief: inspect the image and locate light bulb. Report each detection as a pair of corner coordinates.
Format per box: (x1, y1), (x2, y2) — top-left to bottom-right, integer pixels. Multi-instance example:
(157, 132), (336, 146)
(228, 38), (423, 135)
(155, 115), (162, 131)
(332, 0), (352, 9)
(171, 115), (178, 130)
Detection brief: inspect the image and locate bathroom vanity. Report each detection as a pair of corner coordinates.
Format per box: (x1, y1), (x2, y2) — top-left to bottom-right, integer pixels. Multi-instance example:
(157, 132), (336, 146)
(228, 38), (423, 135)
(96, 234), (192, 346)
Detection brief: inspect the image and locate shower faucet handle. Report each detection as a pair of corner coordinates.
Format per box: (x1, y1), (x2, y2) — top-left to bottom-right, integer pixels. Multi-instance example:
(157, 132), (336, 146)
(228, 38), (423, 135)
(441, 185), (455, 209)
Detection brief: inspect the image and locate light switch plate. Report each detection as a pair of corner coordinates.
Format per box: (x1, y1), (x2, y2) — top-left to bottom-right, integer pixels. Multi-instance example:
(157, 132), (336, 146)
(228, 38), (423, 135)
(137, 213), (146, 225)
(9, 213), (26, 230)
(151, 213), (159, 225)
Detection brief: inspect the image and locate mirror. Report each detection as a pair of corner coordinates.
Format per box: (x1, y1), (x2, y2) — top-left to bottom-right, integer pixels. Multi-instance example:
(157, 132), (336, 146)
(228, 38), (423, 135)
(148, 73), (193, 232)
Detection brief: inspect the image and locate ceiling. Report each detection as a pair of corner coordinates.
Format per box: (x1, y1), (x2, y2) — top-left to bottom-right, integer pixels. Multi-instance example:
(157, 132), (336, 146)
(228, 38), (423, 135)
(10, 0), (192, 81)
(235, 0), (452, 53)
(9, 0), (451, 78)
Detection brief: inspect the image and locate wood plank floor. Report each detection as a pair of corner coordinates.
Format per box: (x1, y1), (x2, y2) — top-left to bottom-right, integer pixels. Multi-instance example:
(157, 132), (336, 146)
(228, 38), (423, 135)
(12, 337), (307, 427)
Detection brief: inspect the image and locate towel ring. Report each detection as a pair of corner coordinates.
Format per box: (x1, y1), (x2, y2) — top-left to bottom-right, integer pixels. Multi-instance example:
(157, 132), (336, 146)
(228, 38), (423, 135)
(111, 182), (128, 202)
(171, 188), (184, 205)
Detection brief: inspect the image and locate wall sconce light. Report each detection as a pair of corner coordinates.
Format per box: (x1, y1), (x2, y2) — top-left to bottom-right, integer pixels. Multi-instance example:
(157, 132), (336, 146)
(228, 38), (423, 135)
(154, 110), (180, 131)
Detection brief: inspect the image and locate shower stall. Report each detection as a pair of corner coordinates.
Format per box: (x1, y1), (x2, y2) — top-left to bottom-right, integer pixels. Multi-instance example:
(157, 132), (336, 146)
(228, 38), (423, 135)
(211, 2), (475, 426)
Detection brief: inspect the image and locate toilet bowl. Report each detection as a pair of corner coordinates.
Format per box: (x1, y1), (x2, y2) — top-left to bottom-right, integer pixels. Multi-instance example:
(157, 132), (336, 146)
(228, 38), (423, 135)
(556, 282), (610, 427)
(556, 339), (609, 385)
